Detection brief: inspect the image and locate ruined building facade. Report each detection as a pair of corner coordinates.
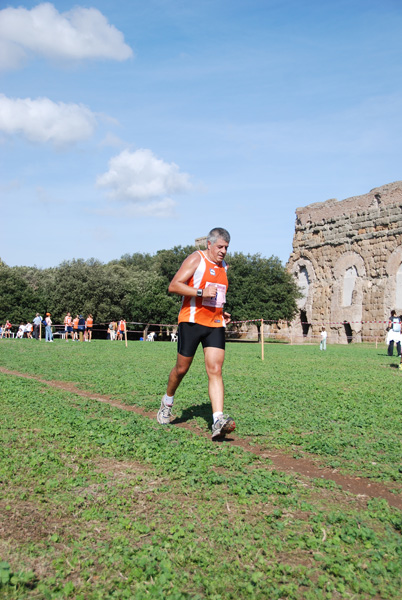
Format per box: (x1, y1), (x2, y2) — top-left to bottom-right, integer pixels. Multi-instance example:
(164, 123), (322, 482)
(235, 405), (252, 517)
(287, 181), (402, 343)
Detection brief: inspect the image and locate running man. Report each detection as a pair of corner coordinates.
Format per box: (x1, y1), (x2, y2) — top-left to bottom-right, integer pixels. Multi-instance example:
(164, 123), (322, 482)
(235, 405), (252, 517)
(157, 227), (235, 440)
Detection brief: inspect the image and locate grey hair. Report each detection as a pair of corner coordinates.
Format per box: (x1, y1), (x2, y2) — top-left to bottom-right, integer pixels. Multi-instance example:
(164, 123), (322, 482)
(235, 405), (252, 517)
(207, 227), (231, 245)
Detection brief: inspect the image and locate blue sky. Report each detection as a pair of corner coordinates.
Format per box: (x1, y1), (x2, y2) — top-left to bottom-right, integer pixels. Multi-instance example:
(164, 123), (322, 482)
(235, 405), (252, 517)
(1, 0), (402, 268)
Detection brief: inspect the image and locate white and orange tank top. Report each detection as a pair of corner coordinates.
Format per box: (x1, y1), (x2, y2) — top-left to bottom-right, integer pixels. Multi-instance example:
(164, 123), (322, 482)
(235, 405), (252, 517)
(178, 251), (228, 328)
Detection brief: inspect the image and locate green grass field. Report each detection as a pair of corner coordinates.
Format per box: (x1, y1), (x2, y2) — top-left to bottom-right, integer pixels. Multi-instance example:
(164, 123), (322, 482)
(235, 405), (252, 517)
(1, 339), (402, 599)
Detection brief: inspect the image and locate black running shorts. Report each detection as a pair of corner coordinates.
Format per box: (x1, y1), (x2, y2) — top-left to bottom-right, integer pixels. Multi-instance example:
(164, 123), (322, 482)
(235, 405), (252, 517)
(177, 322), (226, 357)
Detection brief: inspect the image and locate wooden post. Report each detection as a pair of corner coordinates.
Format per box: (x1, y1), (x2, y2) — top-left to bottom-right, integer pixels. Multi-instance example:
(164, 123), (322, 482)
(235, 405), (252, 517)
(261, 319), (264, 361)
(125, 322), (128, 348)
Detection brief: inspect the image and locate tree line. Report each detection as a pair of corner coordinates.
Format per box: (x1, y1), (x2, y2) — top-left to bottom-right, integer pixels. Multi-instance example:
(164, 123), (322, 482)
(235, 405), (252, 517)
(0, 247), (301, 328)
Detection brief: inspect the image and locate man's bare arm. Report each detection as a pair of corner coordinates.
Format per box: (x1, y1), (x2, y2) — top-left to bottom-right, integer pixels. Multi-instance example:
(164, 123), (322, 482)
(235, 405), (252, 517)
(168, 252), (218, 299)
(168, 253), (201, 297)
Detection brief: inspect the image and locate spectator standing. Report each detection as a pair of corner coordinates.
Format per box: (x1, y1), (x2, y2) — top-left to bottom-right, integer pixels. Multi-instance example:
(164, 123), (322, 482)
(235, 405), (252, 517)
(44, 313), (53, 342)
(387, 310), (401, 357)
(118, 319), (126, 341)
(64, 312), (74, 341)
(73, 315), (79, 340)
(320, 327), (327, 351)
(33, 314), (42, 340)
(78, 315), (86, 342)
(86, 314), (93, 342)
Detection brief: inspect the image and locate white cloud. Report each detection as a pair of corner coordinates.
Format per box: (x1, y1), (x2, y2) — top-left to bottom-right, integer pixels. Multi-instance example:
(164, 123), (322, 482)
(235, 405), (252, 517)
(0, 2), (133, 69)
(0, 94), (97, 145)
(0, 39), (26, 70)
(97, 149), (192, 217)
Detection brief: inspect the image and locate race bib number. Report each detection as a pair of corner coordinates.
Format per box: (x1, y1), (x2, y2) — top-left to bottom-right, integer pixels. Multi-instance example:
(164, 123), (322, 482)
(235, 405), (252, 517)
(202, 282), (226, 308)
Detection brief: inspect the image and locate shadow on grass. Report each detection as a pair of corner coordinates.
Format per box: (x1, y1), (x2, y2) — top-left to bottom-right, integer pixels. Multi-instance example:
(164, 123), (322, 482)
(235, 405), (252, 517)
(172, 402), (236, 443)
(172, 401), (212, 426)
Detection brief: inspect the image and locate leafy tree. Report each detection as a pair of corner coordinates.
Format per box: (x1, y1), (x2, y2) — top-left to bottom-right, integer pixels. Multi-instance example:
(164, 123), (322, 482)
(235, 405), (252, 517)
(0, 263), (42, 325)
(48, 258), (128, 326)
(122, 269), (179, 325)
(226, 253), (300, 323)
(0, 248), (300, 333)
(153, 245), (197, 286)
(14, 265), (56, 315)
(117, 252), (154, 270)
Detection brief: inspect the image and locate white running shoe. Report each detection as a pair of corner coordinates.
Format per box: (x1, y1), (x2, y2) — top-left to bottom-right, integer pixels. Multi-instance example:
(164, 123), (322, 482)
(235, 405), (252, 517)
(157, 397), (173, 425)
(211, 414), (235, 440)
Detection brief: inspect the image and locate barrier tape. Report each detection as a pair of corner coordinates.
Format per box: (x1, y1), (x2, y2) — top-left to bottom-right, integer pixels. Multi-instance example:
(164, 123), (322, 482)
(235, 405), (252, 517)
(41, 319), (392, 329)
(230, 319), (390, 326)
(8, 318), (390, 332)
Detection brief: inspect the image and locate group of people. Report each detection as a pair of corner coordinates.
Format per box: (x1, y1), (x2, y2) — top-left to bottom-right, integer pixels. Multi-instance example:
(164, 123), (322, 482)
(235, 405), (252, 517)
(16, 322), (33, 338)
(1, 313), (97, 342)
(63, 313), (94, 342)
(1, 314), (130, 342)
(107, 320), (127, 341)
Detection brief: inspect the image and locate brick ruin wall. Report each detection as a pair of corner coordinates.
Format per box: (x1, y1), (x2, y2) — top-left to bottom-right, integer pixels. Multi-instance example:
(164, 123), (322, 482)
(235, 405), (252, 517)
(287, 181), (402, 343)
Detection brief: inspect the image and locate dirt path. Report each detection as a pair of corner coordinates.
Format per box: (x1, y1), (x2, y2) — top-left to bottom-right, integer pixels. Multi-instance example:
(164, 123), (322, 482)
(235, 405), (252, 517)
(2, 366), (401, 510)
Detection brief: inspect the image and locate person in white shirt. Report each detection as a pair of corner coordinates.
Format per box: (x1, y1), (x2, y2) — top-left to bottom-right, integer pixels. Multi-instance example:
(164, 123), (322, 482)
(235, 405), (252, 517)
(320, 327), (327, 351)
(44, 313), (54, 342)
(33, 314), (42, 339)
(387, 310), (401, 357)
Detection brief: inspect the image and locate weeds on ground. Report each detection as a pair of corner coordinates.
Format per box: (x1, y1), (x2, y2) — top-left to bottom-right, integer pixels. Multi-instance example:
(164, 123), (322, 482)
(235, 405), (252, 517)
(1, 368), (402, 599)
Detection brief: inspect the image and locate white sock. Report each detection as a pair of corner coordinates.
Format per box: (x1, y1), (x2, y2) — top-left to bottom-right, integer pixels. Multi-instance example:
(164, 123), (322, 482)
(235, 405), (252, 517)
(213, 411), (223, 424)
(164, 394), (174, 407)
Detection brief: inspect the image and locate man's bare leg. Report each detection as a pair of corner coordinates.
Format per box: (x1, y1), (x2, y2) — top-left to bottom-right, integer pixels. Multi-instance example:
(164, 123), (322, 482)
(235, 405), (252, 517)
(203, 346), (225, 413)
(166, 354), (194, 396)
(157, 354), (193, 425)
(204, 346), (235, 438)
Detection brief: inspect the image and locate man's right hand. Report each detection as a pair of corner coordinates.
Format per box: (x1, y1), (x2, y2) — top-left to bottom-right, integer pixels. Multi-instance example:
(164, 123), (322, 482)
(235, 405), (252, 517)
(203, 284), (218, 298)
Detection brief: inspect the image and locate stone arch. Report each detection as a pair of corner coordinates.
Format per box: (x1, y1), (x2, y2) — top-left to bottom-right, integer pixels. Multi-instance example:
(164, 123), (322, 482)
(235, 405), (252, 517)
(384, 246), (402, 317)
(290, 256), (316, 316)
(288, 254), (317, 337)
(331, 252), (366, 343)
(343, 265), (358, 307)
